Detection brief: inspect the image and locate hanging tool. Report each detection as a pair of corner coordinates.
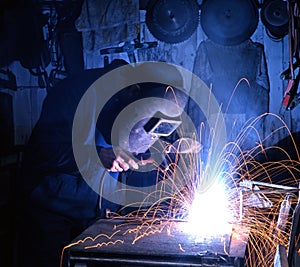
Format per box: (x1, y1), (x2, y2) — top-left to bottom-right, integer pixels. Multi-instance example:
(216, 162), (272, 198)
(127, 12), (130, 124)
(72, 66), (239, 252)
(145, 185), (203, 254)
(0, 69), (17, 90)
(100, 39), (158, 63)
(145, 0), (199, 44)
(280, 0), (300, 113)
(200, 0), (259, 46)
(260, 0), (289, 40)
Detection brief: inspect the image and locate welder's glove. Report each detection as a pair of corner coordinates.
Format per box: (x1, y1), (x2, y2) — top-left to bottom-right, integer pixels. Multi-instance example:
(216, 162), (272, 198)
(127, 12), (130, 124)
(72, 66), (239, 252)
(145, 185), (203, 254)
(98, 146), (154, 172)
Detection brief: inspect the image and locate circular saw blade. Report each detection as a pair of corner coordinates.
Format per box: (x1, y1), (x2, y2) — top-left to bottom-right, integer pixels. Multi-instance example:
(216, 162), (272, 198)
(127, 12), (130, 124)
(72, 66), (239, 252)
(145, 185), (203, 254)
(146, 0), (200, 44)
(200, 0), (259, 46)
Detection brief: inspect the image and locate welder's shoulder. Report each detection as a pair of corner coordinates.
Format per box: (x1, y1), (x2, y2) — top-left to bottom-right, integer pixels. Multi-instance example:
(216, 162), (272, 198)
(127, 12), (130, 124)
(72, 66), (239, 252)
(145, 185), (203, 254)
(51, 69), (105, 93)
(49, 61), (127, 96)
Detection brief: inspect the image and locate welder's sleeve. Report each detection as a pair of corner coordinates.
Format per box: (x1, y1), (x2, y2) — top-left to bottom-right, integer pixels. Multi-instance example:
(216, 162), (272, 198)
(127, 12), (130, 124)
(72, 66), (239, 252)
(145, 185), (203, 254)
(95, 128), (112, 149)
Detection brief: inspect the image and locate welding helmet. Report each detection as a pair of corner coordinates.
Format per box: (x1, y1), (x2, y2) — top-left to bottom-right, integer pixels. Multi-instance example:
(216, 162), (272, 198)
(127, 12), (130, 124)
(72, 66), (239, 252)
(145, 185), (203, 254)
(97, 61), (188, 154)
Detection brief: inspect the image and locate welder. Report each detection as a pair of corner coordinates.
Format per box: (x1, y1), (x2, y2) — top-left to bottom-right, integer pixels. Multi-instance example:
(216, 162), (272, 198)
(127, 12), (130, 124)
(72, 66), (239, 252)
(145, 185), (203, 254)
(15, 59), (187, 267)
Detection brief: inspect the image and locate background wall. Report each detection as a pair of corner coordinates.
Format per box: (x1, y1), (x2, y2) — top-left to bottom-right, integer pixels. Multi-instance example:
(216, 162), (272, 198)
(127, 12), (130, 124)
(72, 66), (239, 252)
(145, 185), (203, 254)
(1, 1), (299, 149)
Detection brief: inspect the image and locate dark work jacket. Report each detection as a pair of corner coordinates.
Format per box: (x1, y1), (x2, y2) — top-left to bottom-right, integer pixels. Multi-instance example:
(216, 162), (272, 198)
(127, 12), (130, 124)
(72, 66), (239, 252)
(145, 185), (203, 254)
(20, 60), (126, 196)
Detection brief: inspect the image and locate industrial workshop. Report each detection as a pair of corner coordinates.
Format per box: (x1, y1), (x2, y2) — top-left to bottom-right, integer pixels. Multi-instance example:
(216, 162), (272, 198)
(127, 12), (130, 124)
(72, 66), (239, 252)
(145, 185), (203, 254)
(1, 0), (300, 266)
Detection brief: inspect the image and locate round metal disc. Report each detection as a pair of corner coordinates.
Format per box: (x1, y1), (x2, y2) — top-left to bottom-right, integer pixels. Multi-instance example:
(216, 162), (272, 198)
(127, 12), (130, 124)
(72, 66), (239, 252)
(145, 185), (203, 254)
(200, 0), (259, 45)
(146, 0), (199, 43)
(261, 0), (289, 39)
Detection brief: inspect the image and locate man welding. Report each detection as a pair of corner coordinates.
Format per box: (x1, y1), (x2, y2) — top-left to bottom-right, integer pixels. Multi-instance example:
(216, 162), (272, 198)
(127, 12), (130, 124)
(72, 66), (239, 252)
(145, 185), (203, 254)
(15, 59), (188, 267)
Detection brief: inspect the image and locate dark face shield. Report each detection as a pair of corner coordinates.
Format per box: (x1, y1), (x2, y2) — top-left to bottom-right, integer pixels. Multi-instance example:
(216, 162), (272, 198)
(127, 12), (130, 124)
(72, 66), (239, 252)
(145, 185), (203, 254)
(98, 83), (187, 154)
(97, 62), (188, 154)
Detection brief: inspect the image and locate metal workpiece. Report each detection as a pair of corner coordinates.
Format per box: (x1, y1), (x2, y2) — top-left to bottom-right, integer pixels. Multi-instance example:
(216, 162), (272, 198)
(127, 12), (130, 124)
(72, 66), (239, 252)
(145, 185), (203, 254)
(64, 218), (247, 267)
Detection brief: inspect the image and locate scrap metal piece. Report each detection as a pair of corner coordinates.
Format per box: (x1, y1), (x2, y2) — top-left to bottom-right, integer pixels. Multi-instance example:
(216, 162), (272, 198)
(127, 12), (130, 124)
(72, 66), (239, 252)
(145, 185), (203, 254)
(287, 185), (300, 267)
(274, 244), (289, 267)
(276, 194), (293, 234)
(239, 180), (273, 209)
(229, 223), (250, 258)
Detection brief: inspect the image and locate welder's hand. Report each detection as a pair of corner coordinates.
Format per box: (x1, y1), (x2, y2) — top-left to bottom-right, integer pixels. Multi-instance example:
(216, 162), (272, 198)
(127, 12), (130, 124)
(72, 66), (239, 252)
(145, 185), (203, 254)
(98, 147), (140, 172)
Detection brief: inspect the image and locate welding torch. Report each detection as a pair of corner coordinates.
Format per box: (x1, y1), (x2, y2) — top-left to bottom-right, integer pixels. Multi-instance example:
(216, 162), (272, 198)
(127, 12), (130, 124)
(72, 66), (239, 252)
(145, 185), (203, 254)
(133, 137), (202, 171)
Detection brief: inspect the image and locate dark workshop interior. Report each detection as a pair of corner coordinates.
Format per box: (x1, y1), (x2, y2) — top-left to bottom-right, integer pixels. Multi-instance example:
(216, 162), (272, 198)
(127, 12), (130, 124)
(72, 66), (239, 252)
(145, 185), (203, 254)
(1, 0), (300, 266)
